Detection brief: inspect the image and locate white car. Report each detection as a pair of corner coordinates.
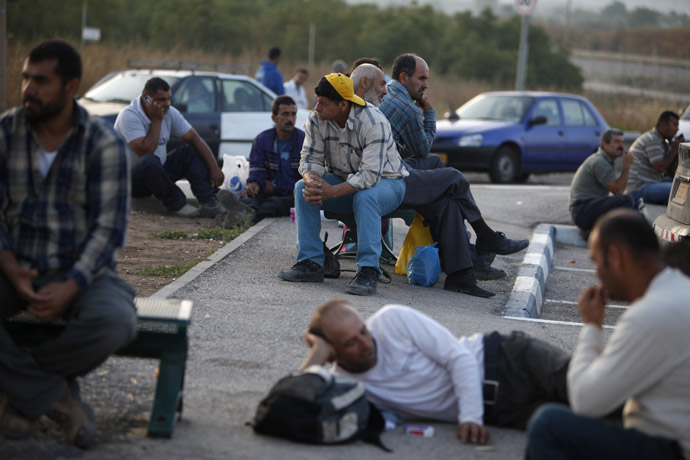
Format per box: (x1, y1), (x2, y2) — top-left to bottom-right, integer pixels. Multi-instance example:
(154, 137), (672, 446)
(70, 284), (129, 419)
(679, 104), (690, 140)
(79, 67), (310, 161)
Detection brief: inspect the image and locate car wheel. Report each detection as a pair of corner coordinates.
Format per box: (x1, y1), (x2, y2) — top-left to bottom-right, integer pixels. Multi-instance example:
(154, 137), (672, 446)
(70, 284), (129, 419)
(489, 146), (520, 183)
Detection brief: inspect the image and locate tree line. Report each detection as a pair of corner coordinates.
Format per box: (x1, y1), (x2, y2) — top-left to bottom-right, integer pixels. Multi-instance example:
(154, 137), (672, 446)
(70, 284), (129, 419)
(7, 0), (583, 90)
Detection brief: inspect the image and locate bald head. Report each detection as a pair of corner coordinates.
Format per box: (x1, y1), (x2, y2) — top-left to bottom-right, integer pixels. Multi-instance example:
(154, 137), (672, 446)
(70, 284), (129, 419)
(308, 299), (376, 373)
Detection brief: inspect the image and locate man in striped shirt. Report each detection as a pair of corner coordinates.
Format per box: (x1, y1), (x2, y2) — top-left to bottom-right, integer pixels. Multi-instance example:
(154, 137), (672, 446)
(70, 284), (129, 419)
(626, 111), (683, 204)
(0, 41), (136, 448)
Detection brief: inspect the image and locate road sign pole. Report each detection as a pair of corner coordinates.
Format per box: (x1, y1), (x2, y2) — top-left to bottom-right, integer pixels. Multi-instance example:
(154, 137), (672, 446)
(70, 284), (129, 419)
(515, 14), (529, 91)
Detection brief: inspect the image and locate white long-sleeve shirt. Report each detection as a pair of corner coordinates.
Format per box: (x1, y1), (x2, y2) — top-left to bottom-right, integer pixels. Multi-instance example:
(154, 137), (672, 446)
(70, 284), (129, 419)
(334, 305), (485, 425)
(568, 268), (690, 459)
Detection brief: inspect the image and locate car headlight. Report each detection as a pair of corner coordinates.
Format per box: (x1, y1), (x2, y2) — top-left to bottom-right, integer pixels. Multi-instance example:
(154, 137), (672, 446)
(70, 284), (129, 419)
(458, 133), (483, 147)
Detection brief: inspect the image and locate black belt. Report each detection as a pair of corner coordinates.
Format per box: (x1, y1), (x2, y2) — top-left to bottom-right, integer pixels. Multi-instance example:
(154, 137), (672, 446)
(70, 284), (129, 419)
(482, 331), (502, 406)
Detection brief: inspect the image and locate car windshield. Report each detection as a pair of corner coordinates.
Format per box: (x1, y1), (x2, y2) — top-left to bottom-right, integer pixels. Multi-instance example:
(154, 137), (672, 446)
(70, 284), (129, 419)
(83, 73), (180, 103)
(456, 95), (534, 122)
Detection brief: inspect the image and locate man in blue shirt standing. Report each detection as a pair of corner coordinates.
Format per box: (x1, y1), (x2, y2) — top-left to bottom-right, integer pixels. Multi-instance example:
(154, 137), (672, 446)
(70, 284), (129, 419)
(255, 47), (285, 96)
(0, 41), (136, 448)
(241, 96), (304, 223)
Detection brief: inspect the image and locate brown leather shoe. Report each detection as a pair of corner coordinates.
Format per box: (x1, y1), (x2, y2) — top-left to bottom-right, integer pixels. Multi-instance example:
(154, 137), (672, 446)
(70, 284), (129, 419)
(46, 389), (95, 449)
(0, 393), (34, 439)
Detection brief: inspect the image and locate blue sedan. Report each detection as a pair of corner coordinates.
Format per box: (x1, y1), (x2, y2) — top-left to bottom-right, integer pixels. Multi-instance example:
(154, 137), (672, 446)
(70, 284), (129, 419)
(431, 91), (609, 183)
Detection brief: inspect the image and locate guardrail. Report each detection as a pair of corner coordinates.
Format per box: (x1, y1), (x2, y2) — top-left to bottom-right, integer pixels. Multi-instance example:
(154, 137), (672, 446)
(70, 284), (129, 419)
(126, 59), (252, 75)
(572, 49), (690, 70)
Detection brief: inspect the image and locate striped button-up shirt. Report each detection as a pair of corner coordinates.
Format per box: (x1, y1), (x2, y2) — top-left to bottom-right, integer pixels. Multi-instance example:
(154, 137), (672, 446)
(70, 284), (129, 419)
(0, 103), (130, 290)
(299, 105), (408, 190)
(626, 127), (671, 194)
(379, 79), (436, 160)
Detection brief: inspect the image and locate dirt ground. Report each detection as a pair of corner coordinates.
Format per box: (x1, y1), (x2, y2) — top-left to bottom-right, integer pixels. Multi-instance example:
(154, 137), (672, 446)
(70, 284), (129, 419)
(117, 207), (231, 297)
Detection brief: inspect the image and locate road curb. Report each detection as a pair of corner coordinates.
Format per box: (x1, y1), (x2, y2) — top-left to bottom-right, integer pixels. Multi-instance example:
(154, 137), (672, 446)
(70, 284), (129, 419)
(504, 223), (587, 318)
(151, 217), (276, 299)
(504, 224), (556, 318)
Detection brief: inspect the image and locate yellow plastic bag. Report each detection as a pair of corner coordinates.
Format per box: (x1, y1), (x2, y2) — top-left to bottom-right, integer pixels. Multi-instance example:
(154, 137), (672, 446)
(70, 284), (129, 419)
(395, 213), (435, 275)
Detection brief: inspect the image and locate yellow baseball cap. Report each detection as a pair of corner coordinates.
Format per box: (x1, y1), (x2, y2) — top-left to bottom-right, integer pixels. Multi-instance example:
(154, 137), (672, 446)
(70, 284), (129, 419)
(325, 73), (366, 107)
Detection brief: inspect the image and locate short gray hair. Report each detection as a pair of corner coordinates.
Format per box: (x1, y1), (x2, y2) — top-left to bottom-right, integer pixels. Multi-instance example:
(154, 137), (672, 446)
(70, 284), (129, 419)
(601, 128), (624, 145)
(351, 64), (382, 92)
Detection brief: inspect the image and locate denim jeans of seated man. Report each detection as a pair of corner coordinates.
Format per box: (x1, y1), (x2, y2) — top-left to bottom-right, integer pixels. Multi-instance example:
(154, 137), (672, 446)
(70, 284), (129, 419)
(633, 177), (673, 205)
(294, 174), (405, 273)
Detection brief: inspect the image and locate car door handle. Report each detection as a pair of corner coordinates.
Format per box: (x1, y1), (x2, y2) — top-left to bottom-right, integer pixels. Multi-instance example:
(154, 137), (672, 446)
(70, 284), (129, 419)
(210, 124), (220, 136)
(594, 131), (600, 136)
(558, 131), (564, 136)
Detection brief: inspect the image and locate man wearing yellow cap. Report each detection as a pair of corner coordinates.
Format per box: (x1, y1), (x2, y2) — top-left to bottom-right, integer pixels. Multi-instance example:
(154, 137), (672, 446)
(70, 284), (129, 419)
(278, 74), (408, 296)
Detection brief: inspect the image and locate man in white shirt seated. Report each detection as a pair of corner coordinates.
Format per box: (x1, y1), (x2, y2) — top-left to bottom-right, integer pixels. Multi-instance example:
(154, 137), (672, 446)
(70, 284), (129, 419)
(299, 300), (570, 444)
(526, 208), (690, 460)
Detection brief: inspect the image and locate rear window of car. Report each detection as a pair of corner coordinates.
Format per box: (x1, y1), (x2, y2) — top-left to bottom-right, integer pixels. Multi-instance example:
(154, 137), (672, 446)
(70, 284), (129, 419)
(220, 79), (273, 112)
(457, 95), (533, 122)
(561, 99), (598, 127)
(83, 73), (180, 104)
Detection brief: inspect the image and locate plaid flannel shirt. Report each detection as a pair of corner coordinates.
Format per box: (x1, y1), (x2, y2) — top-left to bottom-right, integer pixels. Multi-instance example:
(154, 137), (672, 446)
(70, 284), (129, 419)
(379, 79), (436, 160)
(0, 103), (130, 290)
(299, 105), (408, 190)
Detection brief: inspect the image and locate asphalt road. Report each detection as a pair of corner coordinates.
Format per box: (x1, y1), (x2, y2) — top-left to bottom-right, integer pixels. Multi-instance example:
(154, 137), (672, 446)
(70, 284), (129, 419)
(4, 173), (660, 460)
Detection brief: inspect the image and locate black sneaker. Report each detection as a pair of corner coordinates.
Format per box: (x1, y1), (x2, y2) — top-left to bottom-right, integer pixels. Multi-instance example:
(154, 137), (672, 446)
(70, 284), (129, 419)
(279, 260), (324, 283)
(444, 271), (495, 298)
(472, 263), (506, 281)
(345, 267), (378, 296)
(476, 231), (529, 255)
(199, 198), (228, 218)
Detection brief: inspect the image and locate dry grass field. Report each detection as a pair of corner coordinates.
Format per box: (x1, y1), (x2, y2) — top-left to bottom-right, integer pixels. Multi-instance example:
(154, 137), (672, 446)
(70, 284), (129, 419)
(5, 41), (684, 131)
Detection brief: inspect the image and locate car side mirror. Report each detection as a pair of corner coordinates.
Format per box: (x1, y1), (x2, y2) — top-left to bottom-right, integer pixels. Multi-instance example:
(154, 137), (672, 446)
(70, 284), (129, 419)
(528, 115), (547, 127)
(174, 103), (188, 113)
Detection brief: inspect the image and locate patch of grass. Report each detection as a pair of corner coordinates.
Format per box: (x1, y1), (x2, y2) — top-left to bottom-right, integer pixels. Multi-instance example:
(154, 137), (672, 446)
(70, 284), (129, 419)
(136, 258), (204, 277)
(196, 226), (246, 241)
(150, 230), (189, 240)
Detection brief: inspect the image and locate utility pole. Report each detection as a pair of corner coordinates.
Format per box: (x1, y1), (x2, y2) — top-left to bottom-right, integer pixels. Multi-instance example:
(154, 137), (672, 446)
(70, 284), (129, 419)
(308, 23), (315, 70)
(513, 0), (537, 91)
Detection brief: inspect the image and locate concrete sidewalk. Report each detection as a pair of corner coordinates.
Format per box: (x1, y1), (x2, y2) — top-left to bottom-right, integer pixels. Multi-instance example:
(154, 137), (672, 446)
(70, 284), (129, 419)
(1, 182), (617, 460)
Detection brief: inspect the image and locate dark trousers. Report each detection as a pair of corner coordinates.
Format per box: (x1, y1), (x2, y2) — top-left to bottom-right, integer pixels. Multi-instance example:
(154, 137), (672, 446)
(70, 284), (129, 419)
(570, 195), (635, 231)
(241, 191), (294, 223)
(402, 168), (483, 274)
(132, 144), (217, 211)
(405, 155), (445, 171)
(483, 331), (570, 430)
(526, 404), (684, 460)
(0, 268), (137, 420)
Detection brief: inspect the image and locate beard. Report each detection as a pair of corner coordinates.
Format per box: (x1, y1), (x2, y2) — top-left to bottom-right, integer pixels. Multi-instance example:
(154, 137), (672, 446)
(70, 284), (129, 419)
(23, 95), (67, 123)
(363, 87), (382, 107)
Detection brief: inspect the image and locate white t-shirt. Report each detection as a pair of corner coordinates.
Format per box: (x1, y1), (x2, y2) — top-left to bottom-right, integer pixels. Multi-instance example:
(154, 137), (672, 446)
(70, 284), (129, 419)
(39, 149), (58, 178)
(334, 305), (485, 425)
(114, 97), (192, 169)
(283, 79), (308, 109)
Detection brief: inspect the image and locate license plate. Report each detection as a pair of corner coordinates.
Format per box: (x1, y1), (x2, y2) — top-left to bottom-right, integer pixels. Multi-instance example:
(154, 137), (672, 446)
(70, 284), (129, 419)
(673, 180), (689, 205)
(432, 153), (447, 164)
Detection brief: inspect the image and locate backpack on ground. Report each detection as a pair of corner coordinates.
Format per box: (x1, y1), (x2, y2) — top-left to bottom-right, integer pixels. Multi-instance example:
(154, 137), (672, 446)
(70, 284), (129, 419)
(252, 365), (389, 451)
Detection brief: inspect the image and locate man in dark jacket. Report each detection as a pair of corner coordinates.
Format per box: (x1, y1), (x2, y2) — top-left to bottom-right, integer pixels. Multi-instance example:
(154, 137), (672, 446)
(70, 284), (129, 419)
(241, 96), (304, 223)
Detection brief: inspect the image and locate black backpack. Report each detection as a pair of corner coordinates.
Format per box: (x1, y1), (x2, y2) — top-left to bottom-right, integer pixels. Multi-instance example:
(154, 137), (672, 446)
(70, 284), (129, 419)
(252, 366), (389, 451)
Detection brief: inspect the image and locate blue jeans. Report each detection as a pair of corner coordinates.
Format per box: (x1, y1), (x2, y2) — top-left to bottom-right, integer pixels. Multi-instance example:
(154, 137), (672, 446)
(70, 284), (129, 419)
(294, 174), (405, 273)
(526, 404), (684, 460)
(132, 144), (217, 211)
(633, 178), (673, 205)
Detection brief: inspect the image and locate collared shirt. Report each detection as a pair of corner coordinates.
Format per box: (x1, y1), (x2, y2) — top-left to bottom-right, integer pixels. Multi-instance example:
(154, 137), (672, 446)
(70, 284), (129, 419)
(379, 79), (436, 160)
(569, 148), (618, 207)
(626, 127), (671, 194)
(114, 97), (192, 169)
(299, 105), (408, 190)
(247, 127), (305, 197)
(0, 103), (130, 290)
